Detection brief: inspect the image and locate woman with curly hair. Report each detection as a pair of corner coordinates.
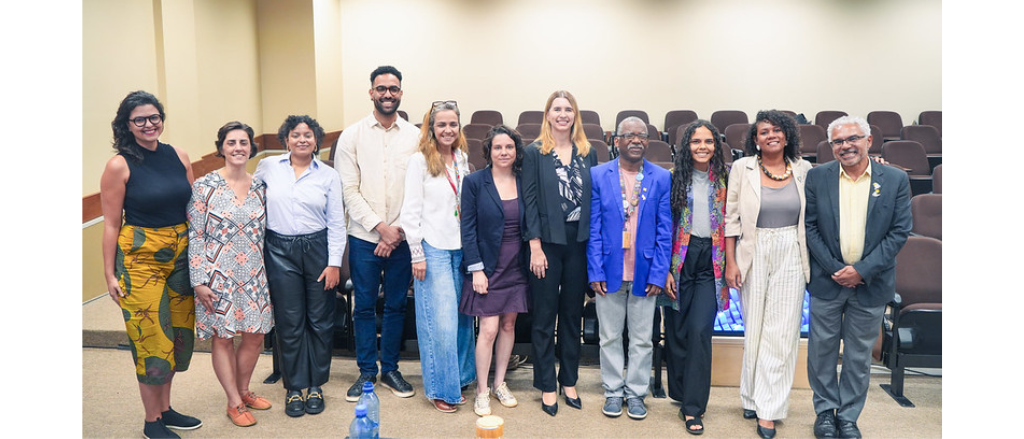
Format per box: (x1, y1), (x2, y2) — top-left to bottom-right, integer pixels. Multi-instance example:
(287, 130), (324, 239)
(401, 100), (476, 413)
(724, 110), (812, 439)
(100, 90), (202, 439)
(255, 115), (346, 418)
(663, 119), (730, 435)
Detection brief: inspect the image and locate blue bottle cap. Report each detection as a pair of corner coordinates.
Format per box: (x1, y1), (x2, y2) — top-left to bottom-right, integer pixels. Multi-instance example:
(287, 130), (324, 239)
(362, 381), (375, 392)
(355, 404), (367, 416)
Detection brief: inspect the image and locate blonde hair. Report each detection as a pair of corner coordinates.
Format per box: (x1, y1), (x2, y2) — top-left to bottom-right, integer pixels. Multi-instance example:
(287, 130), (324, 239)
(537, 90), (591, 157)
(418, 102), (469, 177)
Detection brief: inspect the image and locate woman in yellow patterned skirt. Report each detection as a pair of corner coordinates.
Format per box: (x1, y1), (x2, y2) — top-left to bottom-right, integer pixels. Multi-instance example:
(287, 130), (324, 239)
(100, 90), (202, 439)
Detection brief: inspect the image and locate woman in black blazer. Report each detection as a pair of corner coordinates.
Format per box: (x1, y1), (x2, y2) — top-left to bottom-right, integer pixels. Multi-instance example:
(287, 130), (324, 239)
(460, 125), (531, 416)
(521, 90), (598, 416)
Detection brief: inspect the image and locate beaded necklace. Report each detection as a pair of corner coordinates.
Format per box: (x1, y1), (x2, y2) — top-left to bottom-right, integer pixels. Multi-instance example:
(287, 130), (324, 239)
(758, 156), (793, 181)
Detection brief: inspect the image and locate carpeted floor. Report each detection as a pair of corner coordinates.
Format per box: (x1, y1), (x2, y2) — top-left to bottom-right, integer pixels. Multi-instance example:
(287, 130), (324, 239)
(82, 346), (941, 438)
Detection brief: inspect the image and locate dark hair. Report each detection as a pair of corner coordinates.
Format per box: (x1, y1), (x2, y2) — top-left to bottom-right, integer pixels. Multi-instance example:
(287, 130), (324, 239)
(277, 115), (325, 156)
(215, 121), (258, 158)
(482, 124), (525, 174)
(370, 65), (402, 84)
(111, 90), (165, 162)
(745, 109), (800, 162)
(671, 120), (729, 220)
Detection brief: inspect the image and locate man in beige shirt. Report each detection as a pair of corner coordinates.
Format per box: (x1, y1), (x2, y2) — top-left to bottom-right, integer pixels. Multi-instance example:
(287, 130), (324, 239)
(804, 115), (912, 439)
(335, 65), (420, 402)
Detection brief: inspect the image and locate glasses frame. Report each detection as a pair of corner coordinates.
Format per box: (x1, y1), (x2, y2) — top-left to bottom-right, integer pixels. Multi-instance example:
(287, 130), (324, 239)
(829, 134), (866, 147)
(374, 85), (401, 95)
(617, 132), (650, 141)
(130, 114), (163, 127)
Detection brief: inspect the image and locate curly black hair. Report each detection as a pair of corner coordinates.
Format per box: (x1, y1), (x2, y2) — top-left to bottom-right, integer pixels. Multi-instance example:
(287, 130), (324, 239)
(481, 124), (525, 174)
(745, 109), (801, 162)
(111, 90), (165, 162)
(370, 65), (402, 84)
(277, 115), (325, 156)
(670, 120), (729, 220)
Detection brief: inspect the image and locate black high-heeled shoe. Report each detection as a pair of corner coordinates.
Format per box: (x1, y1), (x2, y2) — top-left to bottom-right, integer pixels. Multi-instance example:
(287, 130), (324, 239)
(560, 385), (582, 410)
(756, 420), (776, 439)
(541, 400), (558, 416)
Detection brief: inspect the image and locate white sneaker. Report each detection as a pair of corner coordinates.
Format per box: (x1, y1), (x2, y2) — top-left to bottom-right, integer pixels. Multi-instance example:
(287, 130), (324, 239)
(492, 382), (518, 408)
(474, 389), (491, 416)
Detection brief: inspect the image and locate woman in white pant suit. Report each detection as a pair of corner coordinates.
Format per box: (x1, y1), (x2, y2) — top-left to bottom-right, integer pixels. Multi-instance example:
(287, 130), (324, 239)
(724, 110), (811, 439)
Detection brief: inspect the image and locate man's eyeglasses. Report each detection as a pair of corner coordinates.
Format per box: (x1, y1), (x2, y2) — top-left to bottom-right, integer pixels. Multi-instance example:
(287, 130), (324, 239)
(131, 114), (162, 127)
(432, 100), (458, 108)
(618, 132), (649, 141)
(829, 134), (865, 147)
(374, 85), (401, 94)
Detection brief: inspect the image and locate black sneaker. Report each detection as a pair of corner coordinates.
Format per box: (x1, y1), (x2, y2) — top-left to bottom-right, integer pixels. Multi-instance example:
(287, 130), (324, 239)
(346, 373), (377, 402)
(160, 407), (202, 430)
(380, 370), (415, 398)
(143, 419), (180, 439)
(285, 390), (306, 417)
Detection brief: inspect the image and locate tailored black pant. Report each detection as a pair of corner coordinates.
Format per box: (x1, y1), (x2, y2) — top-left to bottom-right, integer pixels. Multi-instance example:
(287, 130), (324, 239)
(265, 229), (335, 391)
(665, 236), (719, 416)
(529, 221), (587, 393)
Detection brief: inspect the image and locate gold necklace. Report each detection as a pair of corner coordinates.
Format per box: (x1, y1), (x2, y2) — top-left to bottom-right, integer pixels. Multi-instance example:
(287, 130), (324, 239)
(758, 156), (792, 181)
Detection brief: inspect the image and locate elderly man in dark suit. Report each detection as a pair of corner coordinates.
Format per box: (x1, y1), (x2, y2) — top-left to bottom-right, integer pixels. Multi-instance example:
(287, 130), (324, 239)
(804, 115), (912, 439)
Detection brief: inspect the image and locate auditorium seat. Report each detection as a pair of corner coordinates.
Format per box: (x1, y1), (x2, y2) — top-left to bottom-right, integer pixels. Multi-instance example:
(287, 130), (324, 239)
(882, 140), (932, 195)
(869, 125), (884, 155)
(516, 123), (541, 143)
(590, 139), (611, 163)
(710, 110), (748, 134)
(470, 110), (503, 126)
(398, 110), (409, 121)
(917, 110), (942, 138)
(517, 110), (543, 126)
(664, 110), (699, 146)
(646, 140), (673, 163)
(900, 125), (941, 171)
(466, 138), (487, 171)
(910, 193), (941, 241)
(815, 140), (834, 165)
(580, 110), (601, 126)
(723, 123), (749, 155)
(799, 124), (828, 161)
(583, 123), (606, 143)
(814, 110), (847, 131)
(867, 110), (904, 142)
(876, 236), (942, 407)
(931, 164), (942, 194)
(616, 110), (650, 126)
(463, 123), (492, 142)
(646, 123), (662, 142)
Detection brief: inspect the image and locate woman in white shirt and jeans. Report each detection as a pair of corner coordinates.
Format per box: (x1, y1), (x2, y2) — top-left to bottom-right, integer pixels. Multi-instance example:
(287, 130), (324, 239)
(401, 100), (476, 413)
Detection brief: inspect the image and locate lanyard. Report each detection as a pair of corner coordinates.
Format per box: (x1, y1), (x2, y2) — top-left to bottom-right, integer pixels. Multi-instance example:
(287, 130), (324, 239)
(619, 164), (644, 248)
(445, 151), (461, 217)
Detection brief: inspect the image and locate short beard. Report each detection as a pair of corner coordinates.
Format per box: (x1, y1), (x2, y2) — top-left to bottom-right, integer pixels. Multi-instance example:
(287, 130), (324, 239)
(374, 98), (400, 116)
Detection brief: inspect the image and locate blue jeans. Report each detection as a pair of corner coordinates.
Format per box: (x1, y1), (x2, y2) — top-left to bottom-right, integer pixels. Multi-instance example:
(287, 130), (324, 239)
(349, 236), (412, 376)
(414, 241), (476, 404)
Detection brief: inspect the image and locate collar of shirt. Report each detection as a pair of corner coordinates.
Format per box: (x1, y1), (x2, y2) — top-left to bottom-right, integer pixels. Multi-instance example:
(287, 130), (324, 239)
(839, 161), (872, 183)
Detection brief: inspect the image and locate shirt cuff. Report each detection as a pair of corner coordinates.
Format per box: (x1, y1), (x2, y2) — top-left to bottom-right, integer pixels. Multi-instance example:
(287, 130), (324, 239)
(409, 242), (425, 263)
(466, 262), (485, 273)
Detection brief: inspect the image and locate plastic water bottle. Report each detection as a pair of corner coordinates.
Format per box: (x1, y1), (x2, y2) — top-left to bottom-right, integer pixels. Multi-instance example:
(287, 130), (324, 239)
(356, 381), (380, 437)
(349, 405), (376, 439)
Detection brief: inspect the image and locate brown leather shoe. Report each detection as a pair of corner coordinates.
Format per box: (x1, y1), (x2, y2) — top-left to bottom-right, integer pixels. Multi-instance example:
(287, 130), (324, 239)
(430, 398), (457, 413)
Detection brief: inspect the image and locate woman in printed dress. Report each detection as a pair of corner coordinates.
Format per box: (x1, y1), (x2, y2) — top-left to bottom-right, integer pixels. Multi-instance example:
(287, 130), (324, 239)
(187, 121), (275, 427)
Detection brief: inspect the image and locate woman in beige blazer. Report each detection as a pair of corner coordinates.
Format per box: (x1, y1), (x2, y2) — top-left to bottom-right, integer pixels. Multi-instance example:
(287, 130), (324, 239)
(724, 110), (811, 439)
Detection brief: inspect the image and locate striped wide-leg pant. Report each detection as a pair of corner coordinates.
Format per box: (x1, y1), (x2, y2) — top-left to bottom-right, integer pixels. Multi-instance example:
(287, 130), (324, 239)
(738, 226), (805, 421)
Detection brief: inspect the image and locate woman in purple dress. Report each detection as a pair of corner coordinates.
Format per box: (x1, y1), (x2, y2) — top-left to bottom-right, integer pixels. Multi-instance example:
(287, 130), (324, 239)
(459, 125), (531, 417)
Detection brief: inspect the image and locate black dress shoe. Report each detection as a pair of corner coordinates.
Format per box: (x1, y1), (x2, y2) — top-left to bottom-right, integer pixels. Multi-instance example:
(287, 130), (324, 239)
(814, 410), (838, 438)
(285, 390), (305, 417)
(838, 421), (862, 439)
(756, 420), (776, 439)
(743, 409), (758, 419)
(541, 401), (558, 416)
(305, 387), (325, 415)
(563, 394), (582, 410)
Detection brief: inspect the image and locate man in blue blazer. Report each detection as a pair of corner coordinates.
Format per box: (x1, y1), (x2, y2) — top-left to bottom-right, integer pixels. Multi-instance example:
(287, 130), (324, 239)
(804, 116), (912, 439)
(587, 117), (673, 420)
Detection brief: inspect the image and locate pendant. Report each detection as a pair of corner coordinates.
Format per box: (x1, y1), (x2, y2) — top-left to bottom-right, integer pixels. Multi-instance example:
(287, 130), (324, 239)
(622, 230), (631, 249)
(636, 173), (644, 181)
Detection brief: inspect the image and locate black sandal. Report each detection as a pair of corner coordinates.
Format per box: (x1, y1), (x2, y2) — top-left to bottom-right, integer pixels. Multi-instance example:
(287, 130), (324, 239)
(683, 415), (704, 435)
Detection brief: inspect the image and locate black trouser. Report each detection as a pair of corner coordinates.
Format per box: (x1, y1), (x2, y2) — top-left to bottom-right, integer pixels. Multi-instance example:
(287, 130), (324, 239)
(265, 229), (335, 391)
(665, 236), (718, 416)
(529, 221), (587, 392)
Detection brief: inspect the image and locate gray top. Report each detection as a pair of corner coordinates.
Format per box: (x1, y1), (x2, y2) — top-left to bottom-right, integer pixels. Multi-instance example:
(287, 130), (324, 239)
(691, 169), (712, 238)
(756, 179), (800, 228)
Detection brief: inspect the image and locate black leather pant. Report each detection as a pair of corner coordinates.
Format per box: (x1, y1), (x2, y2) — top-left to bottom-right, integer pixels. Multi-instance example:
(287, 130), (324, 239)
(265, 229), (335, 391)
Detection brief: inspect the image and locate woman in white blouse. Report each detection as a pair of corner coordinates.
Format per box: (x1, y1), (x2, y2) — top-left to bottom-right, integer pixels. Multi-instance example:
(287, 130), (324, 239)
(401, 100), (476, 413)
(254, 115), (346, 418)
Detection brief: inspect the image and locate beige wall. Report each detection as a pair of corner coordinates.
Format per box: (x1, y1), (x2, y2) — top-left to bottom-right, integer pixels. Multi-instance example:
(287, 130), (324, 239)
(338, 0), (941, 131)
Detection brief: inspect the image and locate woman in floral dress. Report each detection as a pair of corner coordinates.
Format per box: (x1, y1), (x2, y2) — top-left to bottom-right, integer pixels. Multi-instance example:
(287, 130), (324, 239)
(187, 121), (275, 427)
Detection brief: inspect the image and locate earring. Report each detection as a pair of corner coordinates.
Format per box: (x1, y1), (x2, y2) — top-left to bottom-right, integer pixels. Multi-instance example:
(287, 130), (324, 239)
(756, 145), (761, 151)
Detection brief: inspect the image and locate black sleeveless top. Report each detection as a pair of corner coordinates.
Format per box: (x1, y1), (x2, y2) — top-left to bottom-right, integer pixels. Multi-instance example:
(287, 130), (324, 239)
(121, 142), (191, 228)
